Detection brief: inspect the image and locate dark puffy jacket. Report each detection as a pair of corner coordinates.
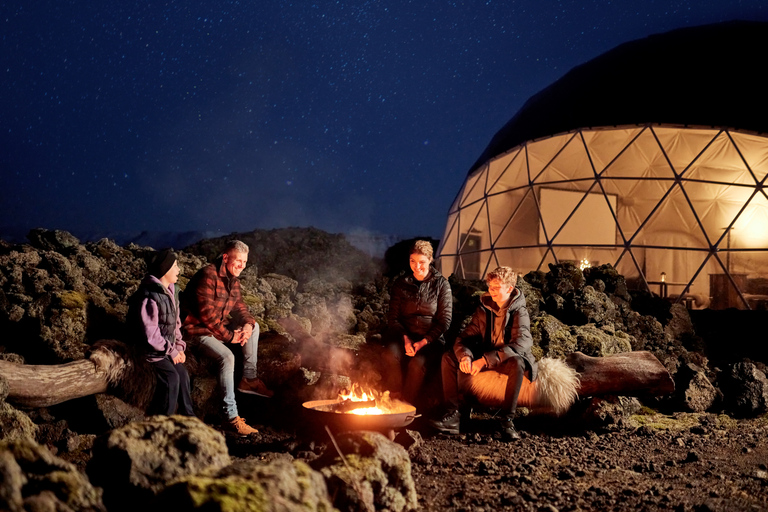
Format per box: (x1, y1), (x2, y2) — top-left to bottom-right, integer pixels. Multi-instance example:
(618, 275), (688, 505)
(127, 277), (179, 359)
(453, 288), (538, 381)
(387, 266), (452, 345)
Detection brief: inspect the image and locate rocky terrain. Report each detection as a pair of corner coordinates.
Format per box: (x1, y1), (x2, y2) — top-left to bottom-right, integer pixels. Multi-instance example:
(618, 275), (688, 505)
(1, 227), (767, 511)
(412, 415), (768, 511)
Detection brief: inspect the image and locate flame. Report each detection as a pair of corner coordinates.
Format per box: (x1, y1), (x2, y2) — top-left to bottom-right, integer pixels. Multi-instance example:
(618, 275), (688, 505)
(336, 384), (392, 415)
(349, 407), (386, 415)
(338, 383), (377, 402)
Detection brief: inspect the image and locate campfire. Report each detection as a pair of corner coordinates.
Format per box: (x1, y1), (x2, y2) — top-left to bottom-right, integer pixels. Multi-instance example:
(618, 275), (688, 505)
(302, 384), (419, 436)
(334, 384), (401, 415)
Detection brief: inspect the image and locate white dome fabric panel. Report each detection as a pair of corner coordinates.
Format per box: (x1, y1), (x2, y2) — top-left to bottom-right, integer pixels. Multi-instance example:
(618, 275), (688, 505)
(437, 125), (768, 310)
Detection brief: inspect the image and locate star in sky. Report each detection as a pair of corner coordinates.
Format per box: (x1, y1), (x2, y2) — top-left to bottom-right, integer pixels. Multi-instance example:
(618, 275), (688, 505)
(1, 1), (767, 243)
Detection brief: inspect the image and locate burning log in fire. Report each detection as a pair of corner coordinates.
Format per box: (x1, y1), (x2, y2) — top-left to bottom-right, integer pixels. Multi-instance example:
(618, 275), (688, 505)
(313, 384), (402, 416)
(302, 385), (420, 437)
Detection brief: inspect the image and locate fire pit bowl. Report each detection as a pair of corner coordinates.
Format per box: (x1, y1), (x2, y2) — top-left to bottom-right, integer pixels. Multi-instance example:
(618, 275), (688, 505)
(302, 398), (418, 436)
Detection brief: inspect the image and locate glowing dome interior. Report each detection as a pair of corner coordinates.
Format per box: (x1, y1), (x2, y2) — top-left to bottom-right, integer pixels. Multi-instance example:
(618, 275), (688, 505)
(437, 22), (768, 310)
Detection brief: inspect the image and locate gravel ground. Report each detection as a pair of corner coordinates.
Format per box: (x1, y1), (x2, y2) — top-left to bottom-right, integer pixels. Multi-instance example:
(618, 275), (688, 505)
(408, 412), (768, 512)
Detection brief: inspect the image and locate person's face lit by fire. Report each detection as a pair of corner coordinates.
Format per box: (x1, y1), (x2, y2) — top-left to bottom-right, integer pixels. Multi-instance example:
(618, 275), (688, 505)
(161, 260), (180, 286)
(409, 253), (431, 281)
(222, 250), (248, 278)
(487, 278), (514, 308)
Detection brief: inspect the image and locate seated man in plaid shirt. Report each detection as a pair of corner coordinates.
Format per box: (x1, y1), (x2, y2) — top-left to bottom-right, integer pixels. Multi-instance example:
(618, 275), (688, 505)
(181, 240), (272, 435)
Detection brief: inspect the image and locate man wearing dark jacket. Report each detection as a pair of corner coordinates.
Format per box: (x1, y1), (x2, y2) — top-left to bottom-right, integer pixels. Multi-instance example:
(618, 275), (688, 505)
(430, 266), (537, 440)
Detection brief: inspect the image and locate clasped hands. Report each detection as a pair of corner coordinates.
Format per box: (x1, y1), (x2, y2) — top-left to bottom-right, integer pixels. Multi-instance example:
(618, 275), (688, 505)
(459, 356), (486, 375)
(232, 323), (254, 346)
(404, 336), (428, 357)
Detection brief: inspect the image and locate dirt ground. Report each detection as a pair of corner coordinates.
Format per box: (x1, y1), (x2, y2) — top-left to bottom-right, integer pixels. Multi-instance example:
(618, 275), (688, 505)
(406, 412), (768, 512)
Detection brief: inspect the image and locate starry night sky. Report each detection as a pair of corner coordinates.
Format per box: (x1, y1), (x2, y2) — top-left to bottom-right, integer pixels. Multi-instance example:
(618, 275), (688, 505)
(3, 1), (767, 243)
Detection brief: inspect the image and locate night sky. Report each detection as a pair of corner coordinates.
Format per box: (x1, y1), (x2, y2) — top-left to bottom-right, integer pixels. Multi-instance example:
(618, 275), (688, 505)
(3, 1), (767, 243)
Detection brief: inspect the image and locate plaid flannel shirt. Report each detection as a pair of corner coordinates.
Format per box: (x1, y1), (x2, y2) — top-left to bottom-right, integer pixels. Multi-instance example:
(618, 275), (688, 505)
(181, 259), (255, 342)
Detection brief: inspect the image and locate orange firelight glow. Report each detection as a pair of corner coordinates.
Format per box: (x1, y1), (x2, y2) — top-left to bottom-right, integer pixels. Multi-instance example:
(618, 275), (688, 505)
(338, 384), (376, 402)
(350, 407), (386, 415)
(336, 384), (391, 416)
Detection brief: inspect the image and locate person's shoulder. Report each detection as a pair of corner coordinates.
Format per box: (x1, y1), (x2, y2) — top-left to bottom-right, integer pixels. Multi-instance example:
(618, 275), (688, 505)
(391, 271), (411, 287)
(132, 275), (161, 295)
(432, 269), (450, 285)
(510, 287), (527, 308)
(191, 263), (218, 280)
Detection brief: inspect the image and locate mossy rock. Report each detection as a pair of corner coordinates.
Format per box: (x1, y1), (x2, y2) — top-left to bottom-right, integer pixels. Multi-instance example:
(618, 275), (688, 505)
(313, 431), (417, 512)
(0, 437), (104, 511)
(241, 293), (265, 317)
(155, 459), (334, 512)
(0, 401), (38, 441)
(55, 290), (88, 310)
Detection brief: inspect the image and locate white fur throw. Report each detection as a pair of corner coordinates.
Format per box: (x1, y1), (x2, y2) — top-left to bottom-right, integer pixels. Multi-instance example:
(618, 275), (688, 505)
(466, 357), (580, 416)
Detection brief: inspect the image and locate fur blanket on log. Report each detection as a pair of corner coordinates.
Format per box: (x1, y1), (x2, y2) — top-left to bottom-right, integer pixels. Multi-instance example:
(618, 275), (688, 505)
(467, 358), (580, 416)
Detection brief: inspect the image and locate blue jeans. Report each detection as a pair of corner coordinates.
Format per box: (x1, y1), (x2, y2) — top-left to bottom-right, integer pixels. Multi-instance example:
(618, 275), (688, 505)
(194, 323), (259, 420)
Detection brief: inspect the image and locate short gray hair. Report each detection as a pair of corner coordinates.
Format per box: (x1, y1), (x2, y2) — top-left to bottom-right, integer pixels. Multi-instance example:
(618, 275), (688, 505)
(224, 240), (249, 255)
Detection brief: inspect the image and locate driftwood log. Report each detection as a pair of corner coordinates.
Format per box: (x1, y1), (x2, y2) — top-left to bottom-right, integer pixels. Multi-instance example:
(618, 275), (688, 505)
(0, 340), (151, 409)
(566, 350), (675, 397)
(468, 351), (674, 413)
(0, 358), (109, 408)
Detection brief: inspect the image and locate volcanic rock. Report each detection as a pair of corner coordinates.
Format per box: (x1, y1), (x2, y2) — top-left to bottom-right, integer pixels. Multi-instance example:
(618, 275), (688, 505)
(584, 263), (632, 302)
(567, 284), (619, 326)
(26, 228), (81, 255)
(183, 227), (381, 285)
(545, 261), (586, 296)
(678, 363), (718, 412)
(578, 396), (642, 428)
(313, 430), (418, 512)
(0, 400), (37, 442)
(88, 415), (231, 509)
(722, 361), (768, 417)
(155, 458), (334, 512)
(0, 437), (105, 512)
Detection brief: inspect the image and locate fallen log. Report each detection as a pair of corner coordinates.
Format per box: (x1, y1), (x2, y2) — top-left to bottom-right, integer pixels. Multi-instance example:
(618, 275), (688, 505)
(0, 358), (108, 408)
(468, 351), (674, 415)
(0, 340), (150, 409)
(565, 350), (675, 397)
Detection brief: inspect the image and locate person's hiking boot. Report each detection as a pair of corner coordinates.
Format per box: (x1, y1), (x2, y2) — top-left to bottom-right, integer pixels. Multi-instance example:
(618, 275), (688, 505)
(226, 416), (259, 436)
(498, 416), (520, 441)
(429, 408), (461, 434)
(238, 377), (274, 398)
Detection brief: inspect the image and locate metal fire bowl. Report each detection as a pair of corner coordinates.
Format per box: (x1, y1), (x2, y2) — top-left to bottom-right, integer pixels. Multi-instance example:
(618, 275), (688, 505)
(302, 399), (418, 433)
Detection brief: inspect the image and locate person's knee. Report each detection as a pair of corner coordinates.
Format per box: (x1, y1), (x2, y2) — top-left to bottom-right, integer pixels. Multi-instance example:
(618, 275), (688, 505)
(248, 323), (260, 344)
(167, 371), (180, 392)
(441, 351), (459, 373)
(500, 354), (525, 377)
(408, 355), (429, 375)
(218, 349), (235, 373)
(383, 342), (402, 361)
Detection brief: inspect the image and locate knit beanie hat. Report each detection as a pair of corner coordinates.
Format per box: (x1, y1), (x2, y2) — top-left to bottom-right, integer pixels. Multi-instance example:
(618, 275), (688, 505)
(148, 249), (177, 279)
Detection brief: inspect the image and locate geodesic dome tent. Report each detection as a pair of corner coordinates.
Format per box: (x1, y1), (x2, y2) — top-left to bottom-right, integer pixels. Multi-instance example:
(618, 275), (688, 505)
(437, 21), (768, 310)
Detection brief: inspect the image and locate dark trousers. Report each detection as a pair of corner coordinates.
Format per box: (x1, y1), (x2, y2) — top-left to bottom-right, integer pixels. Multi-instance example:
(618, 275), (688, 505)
(381, 337), (444, 405)
(440, 350), (525, 417)
(149, 357), (195, 416)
